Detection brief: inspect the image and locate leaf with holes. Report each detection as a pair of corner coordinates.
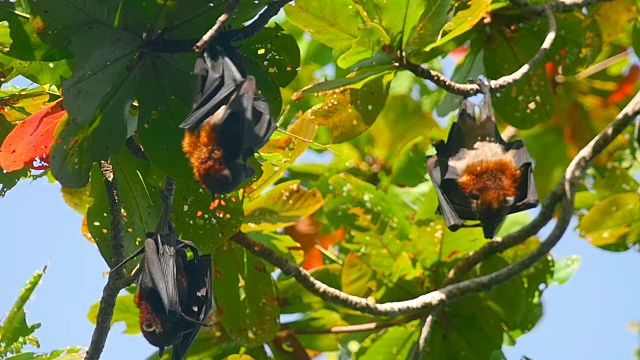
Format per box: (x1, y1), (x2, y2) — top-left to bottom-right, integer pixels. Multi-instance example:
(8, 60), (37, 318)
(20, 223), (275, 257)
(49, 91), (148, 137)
(243, 180), (325, 232)
(0, 102), (66, 172)
(137, 53), (196, 183)
(578, 192), (640, 251)
(86, 151), (163, 269)
(306, 71), (393, 143)
(249, 114), (318, 199)
(213, 241), (279, 348)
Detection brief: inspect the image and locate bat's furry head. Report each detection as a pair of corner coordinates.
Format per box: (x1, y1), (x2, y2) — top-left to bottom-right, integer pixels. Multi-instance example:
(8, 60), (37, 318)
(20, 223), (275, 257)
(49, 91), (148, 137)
(457, 158), (521, 213)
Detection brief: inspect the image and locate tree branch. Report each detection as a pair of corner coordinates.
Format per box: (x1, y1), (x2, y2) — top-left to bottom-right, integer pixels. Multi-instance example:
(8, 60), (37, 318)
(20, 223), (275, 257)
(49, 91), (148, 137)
(409, 310), (440, 360)
(85, 161), (129, 360)
(194, 0), (239, 52)
(289, 314), (421, 335)
(231, 0), (291, 41)
(232, 90), (640, 317)
(401, 5), (556, 97)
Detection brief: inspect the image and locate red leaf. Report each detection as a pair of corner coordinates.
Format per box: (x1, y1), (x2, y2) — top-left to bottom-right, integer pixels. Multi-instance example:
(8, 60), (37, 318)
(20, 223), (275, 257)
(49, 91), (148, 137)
(284, 217), (345, 270)
(449, 46), (469, 64)
(0, 103), (66, 172)
(606, 65), (640, 106)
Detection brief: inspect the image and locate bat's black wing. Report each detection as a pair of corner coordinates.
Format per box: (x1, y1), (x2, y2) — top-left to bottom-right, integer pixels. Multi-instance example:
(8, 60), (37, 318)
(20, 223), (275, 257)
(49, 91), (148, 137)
(180, 48), (244, 131)
(144, 234), (181, 315)
(427, 155), (467, 231)
(172, 247), (212, 360)
(505, 140), (539, 213)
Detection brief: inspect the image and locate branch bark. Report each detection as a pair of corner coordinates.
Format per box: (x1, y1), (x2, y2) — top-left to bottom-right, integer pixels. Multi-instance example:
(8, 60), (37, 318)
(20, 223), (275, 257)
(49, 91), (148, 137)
(231, 0), (292, 41)
(401, 5), (556, 97)
(194, 0), (239, 52)
(85, 161), (129, 360)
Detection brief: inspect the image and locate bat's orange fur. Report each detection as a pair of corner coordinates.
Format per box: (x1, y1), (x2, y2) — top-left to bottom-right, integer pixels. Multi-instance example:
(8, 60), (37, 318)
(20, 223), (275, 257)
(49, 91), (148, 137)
(457, 159), (521, 211)
(182, 123), (227, 184)
(138, 300), (163, 333)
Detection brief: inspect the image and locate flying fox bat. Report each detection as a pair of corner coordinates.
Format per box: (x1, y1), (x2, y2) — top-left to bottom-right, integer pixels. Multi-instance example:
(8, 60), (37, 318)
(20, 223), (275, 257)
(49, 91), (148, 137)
(180, 44), (276, 196)
(426, 85), (539, 239)
(112, 232), (212, 359)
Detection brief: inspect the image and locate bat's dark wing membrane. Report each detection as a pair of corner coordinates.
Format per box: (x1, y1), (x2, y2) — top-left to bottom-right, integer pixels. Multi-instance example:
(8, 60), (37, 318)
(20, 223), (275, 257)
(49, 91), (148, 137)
(172, 248), (213, 360)
(427, 155), (467, 231)
(144, 234), (182, 314)
(180, 49), (245, 131)
(506, 140), (539, 213)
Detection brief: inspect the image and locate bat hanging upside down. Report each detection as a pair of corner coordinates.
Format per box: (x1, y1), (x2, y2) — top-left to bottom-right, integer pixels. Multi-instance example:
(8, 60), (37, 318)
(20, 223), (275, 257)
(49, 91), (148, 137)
(180, 44), (276, 196)
(427, 83), (539, 239)
(112, 232), (212, 360)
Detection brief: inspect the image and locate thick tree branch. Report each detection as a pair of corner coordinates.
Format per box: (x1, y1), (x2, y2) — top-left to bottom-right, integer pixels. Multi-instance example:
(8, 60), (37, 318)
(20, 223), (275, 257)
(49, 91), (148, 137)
(232, 90), (640, 317)
(194, 0), (238, 52)
(85, 161), (129, 360)
(401, 6), (556, 97)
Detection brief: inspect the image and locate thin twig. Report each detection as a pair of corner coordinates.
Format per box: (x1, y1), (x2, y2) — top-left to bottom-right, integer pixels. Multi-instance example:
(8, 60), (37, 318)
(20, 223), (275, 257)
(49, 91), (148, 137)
(194, 0), (239, 52)
(231, 0), (292, 41)
(232, 90), (640, 317)
(402, 5), (556, 96)
(575, 50), (630, 80)
(291, 314), (421, 334)
(85, 161), (129, 360)
(409, 310), (440, 360)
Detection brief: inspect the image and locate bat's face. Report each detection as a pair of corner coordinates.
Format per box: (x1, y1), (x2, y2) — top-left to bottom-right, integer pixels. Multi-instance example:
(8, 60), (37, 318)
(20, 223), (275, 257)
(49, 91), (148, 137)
(427, 97), (539, 239)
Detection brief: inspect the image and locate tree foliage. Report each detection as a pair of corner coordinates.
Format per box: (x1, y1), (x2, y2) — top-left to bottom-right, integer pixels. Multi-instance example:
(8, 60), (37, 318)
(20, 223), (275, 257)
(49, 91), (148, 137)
(0, 0), (639, 359)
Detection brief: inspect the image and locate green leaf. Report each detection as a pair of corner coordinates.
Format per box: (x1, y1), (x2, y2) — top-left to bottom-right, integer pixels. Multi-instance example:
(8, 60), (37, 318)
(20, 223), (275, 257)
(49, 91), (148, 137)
(5, 346), (85, 360)
(247, 232), (305, 266)
(243, 180), (325, 232)
(404, 0), (451, 60)
(322, 173), (411, 238)
(172, 182), (244, 253)
(306, 71), (393, 143)
(337, 22), (390, 68)
(0, 265), (46, 357)
(87, 150), (162, 269)
(0, 3), (72, 62)
(578, 192), (640, 250)
(136, 52), (195, 182)
(284, 0), (364, 52)
(551, 255), (581, 286)
(357, 321), (419, 359)
(427, 297), (506, 360)
(424, 0), (490, 54)
(436, 45), (485, 117)
(249, 114), (318, 198)
(50, 25), (142, 187)
(388, 136), (429, 187)
(87, 294), (140, 335)
(213, 242), (280, 348)
(289, 309), (348, 351)
(484, 13), (602, 128)
(294, 65), (394, 96)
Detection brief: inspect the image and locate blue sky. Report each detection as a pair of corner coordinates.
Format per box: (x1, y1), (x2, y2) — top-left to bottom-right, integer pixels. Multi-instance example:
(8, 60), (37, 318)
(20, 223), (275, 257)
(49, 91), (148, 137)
(0, 178), (638, 359)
